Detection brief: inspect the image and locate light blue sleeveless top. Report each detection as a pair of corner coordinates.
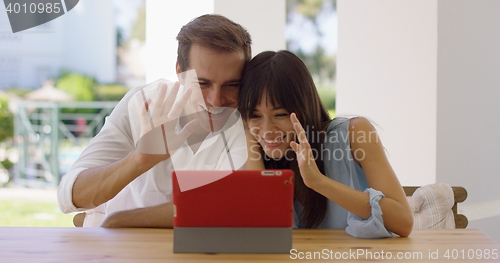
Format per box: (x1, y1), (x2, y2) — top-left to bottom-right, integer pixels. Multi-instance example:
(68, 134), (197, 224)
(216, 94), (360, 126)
(293, 117), (370, 229)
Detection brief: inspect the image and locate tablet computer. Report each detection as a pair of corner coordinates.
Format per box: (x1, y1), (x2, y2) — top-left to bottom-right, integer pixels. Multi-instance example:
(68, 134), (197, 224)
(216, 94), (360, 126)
(172, 169), (294, 253)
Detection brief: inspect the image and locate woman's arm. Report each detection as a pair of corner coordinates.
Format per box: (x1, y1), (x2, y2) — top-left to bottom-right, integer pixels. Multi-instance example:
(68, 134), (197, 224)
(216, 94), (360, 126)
(290, 114), (413, 237)
(348, 117), (413, 236)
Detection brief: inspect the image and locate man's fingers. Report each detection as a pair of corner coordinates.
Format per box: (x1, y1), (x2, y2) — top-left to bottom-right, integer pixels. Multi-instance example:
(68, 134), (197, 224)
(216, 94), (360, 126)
(177, 119), (200, 140)
(163, 82), (180, 115)
(164, 119), (200, 154)
(137, 125), (168, 155)
(153, 83), (168, 118)
(140, 98), (152, 131)
(168, 87), (193, 119)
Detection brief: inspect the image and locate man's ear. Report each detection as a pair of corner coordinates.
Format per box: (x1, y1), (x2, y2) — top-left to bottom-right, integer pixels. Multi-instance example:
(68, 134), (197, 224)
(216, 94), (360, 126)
(176, 62), (185, 85)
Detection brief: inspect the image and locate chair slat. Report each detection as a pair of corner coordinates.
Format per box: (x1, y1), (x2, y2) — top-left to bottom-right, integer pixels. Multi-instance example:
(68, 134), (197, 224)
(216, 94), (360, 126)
(73, 213), (85, 227)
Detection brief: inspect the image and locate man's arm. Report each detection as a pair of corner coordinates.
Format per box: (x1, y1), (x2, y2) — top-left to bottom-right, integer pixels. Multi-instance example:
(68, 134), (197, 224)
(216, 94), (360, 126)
(100, 203), (174, 228)
(57, 107), (168, 211)
(72, 150), (168, 209)
(66, 81), (191, 210)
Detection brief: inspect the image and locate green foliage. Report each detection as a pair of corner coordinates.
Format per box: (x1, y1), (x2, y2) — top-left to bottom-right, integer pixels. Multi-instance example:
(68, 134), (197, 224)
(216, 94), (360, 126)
(297, 48), (336, 82)
(93, 84), (129, 101)
(287, 0), (337, 83)
(122, 3), (145, 48)
(327, 109), (336, 119)
(287, 0), (337, 112)
(55, 71), (96, 102)
(1, 159), (14, 170)
(288, 0), (336, 22)
(0, 158), (14, 170)
(129, 4), (146, 42)
(5, 87), (31, 97)
(316, 85), (336, 110)
(0, 199), (73, 227)
(0, 96), (14, 142)
(291, 0), (326, 21)
(55, 71), (97, 113)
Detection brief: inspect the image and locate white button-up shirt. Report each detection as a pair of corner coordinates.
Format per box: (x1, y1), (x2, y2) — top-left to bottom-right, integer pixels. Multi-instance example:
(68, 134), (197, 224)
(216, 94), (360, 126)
(57, 84), (246, 227)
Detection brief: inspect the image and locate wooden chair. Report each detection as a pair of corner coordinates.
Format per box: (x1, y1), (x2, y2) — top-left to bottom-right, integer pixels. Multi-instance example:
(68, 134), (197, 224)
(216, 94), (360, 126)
(72, 187), (468, 229)
(404, 186), (468, 228)
(73, 213), (85, 227)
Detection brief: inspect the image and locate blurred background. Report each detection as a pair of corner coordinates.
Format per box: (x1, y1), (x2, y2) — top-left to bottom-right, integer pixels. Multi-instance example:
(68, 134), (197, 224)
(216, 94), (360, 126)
(0, 0), (337, 227)
(2, 1), (498, 245)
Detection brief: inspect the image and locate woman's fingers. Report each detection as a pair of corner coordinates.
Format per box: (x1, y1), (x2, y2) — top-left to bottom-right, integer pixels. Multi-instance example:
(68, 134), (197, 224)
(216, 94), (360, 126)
(291, 113), (308, 144)
(290, 141), (299, 153)
(290, 113), (315, 165)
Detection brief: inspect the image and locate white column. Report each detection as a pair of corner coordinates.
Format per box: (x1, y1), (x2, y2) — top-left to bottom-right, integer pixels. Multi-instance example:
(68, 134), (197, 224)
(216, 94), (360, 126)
(145, 0), (214, 82)
(336, 0), (438, 186)
(145, 0), (285, 82)
(214, 0), (286, 56)
(437, 0), (500, 243)
(62, 0), (116, 84)
(337, 0), (500, 243)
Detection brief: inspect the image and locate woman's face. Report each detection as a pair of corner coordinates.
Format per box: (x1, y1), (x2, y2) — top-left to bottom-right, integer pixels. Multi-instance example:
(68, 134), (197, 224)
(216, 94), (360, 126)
(247, 94), (295, 159)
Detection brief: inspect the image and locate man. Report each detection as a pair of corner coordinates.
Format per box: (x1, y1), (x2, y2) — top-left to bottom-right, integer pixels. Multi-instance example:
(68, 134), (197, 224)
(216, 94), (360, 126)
(57, 14), (252, 227)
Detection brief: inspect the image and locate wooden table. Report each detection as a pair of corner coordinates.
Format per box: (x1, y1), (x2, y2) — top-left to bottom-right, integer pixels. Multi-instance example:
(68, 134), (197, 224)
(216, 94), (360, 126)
(1, 228), (499, 262)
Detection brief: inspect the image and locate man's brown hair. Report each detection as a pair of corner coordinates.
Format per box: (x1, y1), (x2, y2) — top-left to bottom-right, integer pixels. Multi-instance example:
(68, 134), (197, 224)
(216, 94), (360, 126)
(176, 14), (252, 72)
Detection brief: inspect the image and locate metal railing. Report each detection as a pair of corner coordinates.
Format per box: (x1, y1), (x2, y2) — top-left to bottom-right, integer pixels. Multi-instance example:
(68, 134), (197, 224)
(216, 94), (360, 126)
(14, 101), (117, 187)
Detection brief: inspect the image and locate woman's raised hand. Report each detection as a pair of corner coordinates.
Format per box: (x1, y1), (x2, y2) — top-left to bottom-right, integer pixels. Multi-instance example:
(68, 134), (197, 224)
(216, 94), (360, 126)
(289, 113), (324, 189)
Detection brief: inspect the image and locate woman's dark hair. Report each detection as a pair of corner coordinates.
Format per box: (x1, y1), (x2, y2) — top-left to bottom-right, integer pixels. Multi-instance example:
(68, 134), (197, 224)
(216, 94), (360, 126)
(238, 50), (331, 228)
(176, 14), (252, 72)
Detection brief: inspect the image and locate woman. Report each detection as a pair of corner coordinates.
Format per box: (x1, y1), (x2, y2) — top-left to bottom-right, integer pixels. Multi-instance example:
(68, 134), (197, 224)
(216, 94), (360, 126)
(238, 50), (413, 238)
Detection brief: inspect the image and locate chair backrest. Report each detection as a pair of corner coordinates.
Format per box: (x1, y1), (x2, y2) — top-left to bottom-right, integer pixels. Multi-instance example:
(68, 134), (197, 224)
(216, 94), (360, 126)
(73, 212), (85, 227)
(404, 185), (468, 228)
(72, 186), (468, 228)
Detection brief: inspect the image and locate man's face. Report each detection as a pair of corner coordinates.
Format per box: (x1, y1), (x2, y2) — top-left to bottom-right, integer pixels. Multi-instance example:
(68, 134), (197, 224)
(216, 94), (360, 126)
(177, 44), (246, 132)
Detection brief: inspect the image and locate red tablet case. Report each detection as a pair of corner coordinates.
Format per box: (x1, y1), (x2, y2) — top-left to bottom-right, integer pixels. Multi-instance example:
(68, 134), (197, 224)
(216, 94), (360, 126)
(172, 170), (294, 228)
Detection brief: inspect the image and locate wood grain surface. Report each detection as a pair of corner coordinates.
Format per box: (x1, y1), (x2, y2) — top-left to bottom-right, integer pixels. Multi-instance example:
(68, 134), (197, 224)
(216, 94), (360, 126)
(1, 227), (498, 262)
